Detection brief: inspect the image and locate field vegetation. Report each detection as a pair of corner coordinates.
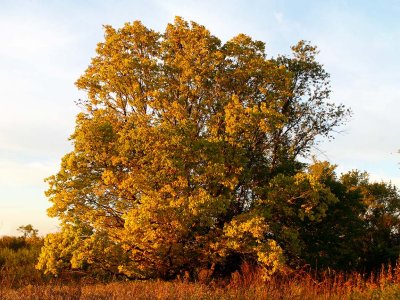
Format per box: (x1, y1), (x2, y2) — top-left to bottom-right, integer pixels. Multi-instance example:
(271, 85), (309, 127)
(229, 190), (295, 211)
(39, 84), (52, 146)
(2, 234), (400, 299)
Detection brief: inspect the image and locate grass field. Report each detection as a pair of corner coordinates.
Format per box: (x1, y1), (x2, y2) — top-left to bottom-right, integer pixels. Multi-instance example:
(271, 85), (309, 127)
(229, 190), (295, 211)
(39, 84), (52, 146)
(2, 266), (400, 299)
(1, 236), (400, 299)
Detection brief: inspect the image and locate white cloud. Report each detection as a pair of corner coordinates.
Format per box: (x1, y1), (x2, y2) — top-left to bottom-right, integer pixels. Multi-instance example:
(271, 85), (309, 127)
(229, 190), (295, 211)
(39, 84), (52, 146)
(369, 175), (400, 188)
(0, 17), (74, 59)
(295, 5), (400, 186)
(0, 159), (57, 187)
(274, 12), (284, 24)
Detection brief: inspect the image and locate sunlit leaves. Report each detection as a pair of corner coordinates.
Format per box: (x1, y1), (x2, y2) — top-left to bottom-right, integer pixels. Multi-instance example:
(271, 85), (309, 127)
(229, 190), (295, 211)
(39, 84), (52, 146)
(38, 17), (350, 279)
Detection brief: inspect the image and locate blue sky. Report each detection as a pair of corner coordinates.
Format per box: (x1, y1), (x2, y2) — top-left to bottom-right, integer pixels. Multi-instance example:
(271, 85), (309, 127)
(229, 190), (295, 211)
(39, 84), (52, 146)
(1, 0), (399, 236)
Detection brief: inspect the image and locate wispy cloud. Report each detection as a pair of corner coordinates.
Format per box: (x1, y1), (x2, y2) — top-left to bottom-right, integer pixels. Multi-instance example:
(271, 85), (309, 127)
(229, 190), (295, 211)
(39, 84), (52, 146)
(274, 12), (284, 24)
(0, 159), (56, 187)
(303, 4), (400, 182)
(0, 17), (75, 59)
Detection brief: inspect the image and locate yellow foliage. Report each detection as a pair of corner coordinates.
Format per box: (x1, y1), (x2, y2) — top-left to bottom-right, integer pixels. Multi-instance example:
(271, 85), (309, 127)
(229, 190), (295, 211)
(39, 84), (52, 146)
(38, 17), (349, 279)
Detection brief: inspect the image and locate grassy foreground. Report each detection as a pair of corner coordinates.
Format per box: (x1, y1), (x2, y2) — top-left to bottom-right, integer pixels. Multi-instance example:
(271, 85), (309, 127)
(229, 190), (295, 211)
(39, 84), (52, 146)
(1, 236), (400, 299)
(2, 268), (400, 300)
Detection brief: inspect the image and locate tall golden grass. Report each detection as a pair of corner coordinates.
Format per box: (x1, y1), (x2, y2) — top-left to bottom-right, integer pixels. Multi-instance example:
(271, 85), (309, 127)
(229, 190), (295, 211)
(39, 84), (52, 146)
(2, 262), (400, 299)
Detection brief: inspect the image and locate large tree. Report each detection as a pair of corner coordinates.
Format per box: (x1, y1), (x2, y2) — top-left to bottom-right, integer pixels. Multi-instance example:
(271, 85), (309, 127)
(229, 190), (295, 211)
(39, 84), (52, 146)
(37, 17), (350, 279)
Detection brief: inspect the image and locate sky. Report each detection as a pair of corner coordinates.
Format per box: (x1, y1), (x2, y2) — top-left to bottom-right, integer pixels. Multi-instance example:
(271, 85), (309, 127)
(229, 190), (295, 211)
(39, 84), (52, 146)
(0, 0), (399, 236)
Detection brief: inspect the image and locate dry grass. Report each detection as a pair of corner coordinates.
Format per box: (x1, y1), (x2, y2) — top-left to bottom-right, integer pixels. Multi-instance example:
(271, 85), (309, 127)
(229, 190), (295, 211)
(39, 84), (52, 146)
(2, 264), (400, 300)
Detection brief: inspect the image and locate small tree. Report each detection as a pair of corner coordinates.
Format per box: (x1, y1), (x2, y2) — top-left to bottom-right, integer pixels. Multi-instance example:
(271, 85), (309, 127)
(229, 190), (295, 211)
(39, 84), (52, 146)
(17, 224), (38, 239)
